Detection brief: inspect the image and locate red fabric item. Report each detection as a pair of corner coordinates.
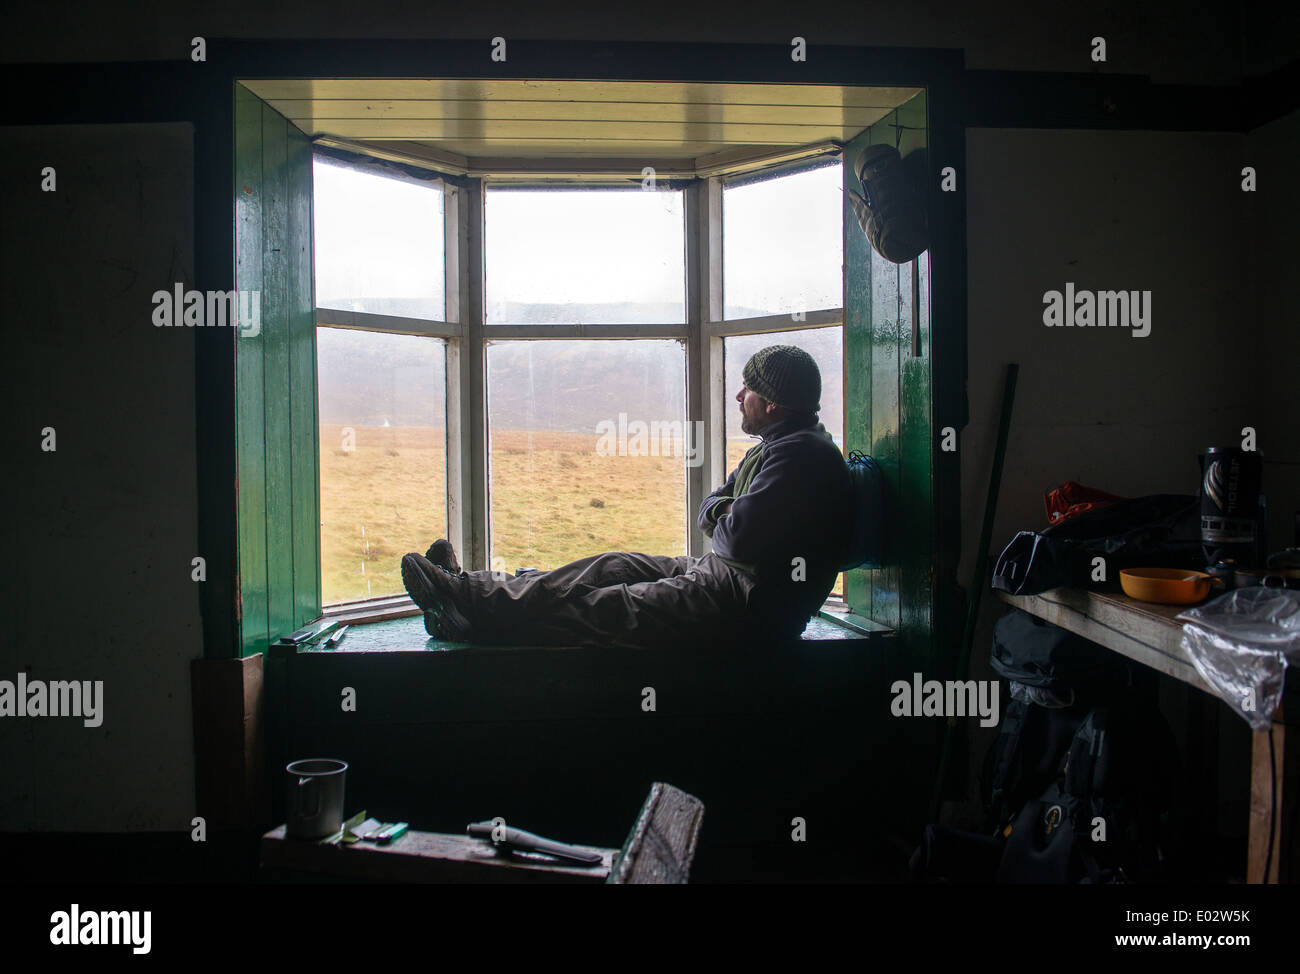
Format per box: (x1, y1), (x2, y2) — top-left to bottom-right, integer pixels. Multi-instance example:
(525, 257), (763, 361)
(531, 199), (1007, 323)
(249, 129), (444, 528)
(1044, 481), (1126, 525)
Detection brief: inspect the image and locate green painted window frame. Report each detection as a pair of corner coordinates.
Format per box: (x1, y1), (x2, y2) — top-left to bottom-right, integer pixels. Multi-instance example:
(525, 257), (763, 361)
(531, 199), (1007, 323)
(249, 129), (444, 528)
(233, 83), (322, 659)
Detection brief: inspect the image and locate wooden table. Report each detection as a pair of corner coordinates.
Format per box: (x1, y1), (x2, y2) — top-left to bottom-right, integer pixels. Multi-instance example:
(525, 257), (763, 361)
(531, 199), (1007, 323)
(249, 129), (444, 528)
(261, 825), (617, 883)
(997, 587), (1295, 884)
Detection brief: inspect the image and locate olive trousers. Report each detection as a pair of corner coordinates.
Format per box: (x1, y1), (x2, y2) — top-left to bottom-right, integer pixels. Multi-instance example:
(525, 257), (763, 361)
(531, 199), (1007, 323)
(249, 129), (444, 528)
(452, 551), (759, 650)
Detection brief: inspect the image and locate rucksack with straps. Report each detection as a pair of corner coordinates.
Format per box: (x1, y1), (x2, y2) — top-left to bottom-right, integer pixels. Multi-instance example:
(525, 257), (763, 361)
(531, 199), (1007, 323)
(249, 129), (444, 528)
(910, 614), (1185, 883)
(991, 494), (1201, 597)
(848, 143), (928, 264)
(992, 698), (1182, 883)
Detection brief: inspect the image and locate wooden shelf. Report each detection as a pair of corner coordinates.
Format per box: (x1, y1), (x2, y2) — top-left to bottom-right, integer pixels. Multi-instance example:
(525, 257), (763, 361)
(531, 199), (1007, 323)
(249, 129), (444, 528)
(261, 825), (615, 883)
(996, 587), (1212, 693)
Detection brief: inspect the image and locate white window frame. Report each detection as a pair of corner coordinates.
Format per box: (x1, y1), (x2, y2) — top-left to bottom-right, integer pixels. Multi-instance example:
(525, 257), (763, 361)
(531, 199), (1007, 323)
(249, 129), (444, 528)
(314, 149), (845, 619)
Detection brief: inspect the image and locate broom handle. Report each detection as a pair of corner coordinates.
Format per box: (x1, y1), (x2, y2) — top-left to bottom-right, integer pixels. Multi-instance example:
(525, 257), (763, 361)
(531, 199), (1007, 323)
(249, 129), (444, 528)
(929, 362), (1019, 822)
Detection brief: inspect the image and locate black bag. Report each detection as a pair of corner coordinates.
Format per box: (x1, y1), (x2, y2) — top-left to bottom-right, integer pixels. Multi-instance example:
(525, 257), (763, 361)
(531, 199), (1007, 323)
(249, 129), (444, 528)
(911, 613), (1185, 883)
(840, 451), (887, 571)
(991, 494), (1201, 596)
(981, 694), (1085, 835)
(996, 702), (1180, 884)
(990, 609), (1119, 694)
(848, 144), (928, 264)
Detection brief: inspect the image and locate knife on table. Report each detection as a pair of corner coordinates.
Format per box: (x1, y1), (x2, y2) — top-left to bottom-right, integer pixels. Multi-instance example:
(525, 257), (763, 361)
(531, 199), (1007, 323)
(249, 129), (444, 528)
(466, 821), (603, 865)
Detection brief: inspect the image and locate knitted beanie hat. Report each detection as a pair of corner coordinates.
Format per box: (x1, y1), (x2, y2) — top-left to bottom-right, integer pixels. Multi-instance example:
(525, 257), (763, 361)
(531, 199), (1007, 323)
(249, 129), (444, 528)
(742, 345), (821, 413)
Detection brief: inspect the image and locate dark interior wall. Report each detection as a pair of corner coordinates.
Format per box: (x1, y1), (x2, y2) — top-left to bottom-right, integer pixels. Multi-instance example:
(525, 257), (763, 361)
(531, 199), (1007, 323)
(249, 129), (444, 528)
(0, 123), (200, 831)
(1, 0), (1267, 83)
(1246, 108), (1300, 556)
(959, 127), (1256, 587)
(954, 119), (1298, 835)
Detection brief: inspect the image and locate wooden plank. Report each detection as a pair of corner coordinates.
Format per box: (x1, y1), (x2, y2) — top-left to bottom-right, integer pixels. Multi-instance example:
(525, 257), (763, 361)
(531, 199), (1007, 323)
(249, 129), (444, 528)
(685, 181), (707, 557)
(448, 181), (488, 570)
(296, 118), (873, 143)
(274, 99), (896, 127)
(191, 655), (266, 828)
(996, 589), (1214, 693)
(281, 638), (879, 725)
(862, 105), (905, 631)
(315, 307), (459, 337)
(287, 120), (321, 628)
(234, 83), (269, 659)
(242, 79), (922, 109)
(481, 323), (688, 339)
(843, 123), (875, 621)
(261, 825), (614, 883)
(1248, 723), (1298, 884)
(609, 782), (704, 884)
(262, 103), (294, 645)
(896, 90), (933, 664)
(706, 308), (841, 337)
(870, 248), (902, 631)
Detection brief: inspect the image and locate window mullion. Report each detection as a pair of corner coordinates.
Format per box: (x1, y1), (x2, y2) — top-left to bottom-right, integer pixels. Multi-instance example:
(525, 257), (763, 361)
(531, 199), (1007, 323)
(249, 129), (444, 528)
(447, 179), (489, 572)
(465, 179), (489, 572)
(704, 178), (726, 530)
(686, 177), (725, 557)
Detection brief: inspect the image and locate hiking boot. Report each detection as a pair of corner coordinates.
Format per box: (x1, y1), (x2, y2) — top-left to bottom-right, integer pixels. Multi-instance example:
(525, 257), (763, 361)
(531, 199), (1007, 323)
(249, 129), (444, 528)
(401, 553), (474, 641)
(424, 538), (463, 576)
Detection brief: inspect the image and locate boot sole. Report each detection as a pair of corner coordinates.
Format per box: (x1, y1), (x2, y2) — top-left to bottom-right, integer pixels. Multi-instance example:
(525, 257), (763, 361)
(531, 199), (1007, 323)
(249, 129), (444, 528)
(401, 554), (474, 641)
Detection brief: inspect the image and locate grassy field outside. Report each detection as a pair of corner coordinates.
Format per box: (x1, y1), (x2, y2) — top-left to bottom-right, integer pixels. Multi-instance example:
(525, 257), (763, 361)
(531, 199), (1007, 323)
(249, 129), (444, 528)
(320, 424), (448, 604)
(320, 424), (836, 604)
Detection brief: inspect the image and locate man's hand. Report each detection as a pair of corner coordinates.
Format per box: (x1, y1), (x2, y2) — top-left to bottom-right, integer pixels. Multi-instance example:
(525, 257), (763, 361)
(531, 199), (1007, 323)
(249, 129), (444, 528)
(714, 500), (734, 518)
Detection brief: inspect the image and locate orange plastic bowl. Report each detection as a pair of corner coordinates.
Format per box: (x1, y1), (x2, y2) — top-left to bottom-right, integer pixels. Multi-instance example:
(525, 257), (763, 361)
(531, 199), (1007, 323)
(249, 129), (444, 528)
(1119, 567), (1213, 605)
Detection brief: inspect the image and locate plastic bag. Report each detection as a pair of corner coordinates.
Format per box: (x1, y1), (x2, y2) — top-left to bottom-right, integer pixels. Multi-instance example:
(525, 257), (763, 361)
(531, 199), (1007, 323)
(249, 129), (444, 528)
(1177, 588), (1300, 730)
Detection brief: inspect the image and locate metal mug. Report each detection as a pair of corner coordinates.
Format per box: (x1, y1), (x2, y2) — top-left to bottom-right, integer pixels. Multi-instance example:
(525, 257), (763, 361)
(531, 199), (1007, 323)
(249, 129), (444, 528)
(286, 758), (348, 840)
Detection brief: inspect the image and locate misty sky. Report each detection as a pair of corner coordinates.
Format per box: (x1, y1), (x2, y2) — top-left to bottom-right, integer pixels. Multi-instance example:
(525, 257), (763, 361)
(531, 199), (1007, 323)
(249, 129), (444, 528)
(312, 157), (843, 321)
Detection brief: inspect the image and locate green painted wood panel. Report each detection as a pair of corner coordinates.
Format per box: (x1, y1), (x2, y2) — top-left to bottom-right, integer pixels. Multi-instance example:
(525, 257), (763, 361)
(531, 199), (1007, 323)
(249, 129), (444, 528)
(894, 91), (933, 665)
(262, 102), (295, 643)
(286, 122), (321, 627)
(235, 84), (322, 657)
(870, 250), (902, 632)
(843, 125), (875, 620)
(235, 83), (268, 659)
(842, 90), (933, 658)
(900, 254), (935, 665)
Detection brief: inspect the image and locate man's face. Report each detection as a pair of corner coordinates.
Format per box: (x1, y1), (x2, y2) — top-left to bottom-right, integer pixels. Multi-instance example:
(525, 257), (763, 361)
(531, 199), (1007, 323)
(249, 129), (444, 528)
(736, 384), (776, 435)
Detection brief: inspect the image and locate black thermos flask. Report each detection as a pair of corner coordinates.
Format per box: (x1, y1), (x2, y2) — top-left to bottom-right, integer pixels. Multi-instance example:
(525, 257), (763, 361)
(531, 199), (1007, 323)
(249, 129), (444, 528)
(1199, 446), (1265, 568)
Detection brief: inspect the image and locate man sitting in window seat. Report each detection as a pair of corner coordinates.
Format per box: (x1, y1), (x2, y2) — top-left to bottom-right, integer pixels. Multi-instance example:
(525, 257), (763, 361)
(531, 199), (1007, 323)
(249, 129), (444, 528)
(401, 345), (851, 650)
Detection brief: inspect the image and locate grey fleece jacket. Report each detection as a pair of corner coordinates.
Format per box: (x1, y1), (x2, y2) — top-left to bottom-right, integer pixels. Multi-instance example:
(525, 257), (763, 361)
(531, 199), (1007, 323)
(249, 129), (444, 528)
(697, 414), (852, 630)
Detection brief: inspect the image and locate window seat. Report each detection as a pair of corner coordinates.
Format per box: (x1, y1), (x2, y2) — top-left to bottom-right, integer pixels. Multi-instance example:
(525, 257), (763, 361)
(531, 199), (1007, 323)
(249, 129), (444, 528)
(264, 604), (907, 878)
(301, 607), (886, 653)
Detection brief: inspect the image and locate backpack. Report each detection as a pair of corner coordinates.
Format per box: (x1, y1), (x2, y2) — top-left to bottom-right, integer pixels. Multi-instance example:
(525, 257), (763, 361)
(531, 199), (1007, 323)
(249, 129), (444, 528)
(994, 696), (1183, 884)
(848, 143), (929, 264)
(910, 615), (1185, 884)
(991, 494), (1202, 596)
(989, 609), (1121, 696)
(840, 451), (887, 571)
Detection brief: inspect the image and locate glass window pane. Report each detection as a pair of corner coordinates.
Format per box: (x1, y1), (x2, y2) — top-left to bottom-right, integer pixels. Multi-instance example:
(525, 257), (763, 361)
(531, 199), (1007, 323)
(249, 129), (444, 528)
(723, 326), (843, 470)
(313, 157), (445, 319)
(723, 163), (843, 319)
(487, 340), (688, 572)
(485, 189), (685, 324)
(317, 327), (447, 604)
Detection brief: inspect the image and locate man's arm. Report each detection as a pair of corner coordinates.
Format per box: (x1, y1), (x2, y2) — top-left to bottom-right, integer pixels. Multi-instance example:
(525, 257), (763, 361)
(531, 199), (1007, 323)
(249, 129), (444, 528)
(709, 437), (817, 569)
(697, 465), (740, 538)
